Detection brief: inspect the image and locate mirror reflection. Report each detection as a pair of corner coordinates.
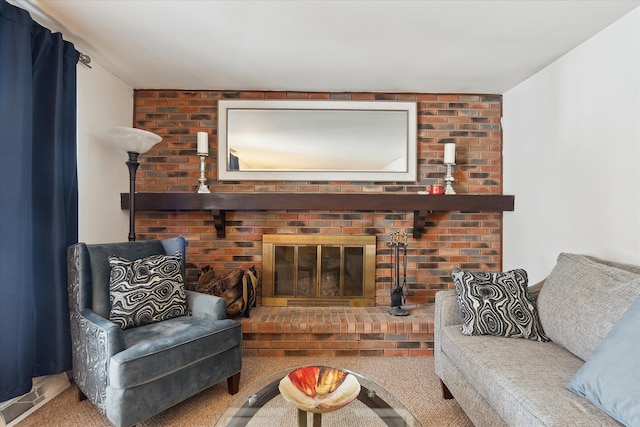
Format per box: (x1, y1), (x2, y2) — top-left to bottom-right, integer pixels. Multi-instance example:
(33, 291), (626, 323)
(218, 100), (417, 181)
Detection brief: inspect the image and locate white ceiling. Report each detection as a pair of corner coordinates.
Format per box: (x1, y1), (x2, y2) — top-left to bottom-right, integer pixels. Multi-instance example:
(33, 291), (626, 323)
(14, 0), (640, 94)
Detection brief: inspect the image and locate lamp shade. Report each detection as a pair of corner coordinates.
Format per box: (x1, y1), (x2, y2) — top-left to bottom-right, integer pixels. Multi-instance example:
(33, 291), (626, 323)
(106, 127), (162, 154)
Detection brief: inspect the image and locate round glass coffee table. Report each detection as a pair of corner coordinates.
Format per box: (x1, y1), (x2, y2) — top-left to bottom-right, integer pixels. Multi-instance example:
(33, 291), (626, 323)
(215, 366), (422, 427)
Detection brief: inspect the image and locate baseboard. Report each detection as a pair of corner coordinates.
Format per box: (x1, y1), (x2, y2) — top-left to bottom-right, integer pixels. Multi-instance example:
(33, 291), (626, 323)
(0, 373), (70, 427)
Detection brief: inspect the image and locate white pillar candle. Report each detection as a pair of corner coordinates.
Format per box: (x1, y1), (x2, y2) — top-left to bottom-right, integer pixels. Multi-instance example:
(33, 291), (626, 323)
(444, 143), (456, 164)
(197, 132), (208, 155)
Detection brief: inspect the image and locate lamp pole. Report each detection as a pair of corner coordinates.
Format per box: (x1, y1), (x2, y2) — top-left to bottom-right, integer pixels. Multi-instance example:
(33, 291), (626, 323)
(126, 151), (140, 241)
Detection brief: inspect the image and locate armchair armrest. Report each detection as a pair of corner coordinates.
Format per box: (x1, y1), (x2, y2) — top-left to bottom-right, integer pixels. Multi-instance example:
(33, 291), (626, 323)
(186, 290), (227, 320)
(80, 309), (125, 349)
(70, 309), (125, 414)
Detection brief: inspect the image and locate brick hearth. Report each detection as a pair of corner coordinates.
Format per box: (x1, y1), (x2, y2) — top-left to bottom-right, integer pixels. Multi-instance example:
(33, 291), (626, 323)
(239, 305), (435, 357)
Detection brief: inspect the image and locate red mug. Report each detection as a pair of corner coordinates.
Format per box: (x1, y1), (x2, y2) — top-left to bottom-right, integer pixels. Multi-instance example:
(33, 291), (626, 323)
(430, 184), (443, 195)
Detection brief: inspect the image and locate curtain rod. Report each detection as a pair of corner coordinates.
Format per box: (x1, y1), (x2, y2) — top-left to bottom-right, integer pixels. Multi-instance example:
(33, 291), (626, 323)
(10, 0), (93, 69)
(78, 52), (91, 68)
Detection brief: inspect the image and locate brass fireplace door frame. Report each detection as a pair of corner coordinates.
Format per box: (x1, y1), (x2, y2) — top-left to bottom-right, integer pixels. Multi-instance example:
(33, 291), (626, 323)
(261, 235), (376, 307)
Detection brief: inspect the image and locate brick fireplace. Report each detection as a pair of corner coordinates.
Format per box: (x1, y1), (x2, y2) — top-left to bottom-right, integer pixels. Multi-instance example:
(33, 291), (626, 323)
(132, 90), (505, 308)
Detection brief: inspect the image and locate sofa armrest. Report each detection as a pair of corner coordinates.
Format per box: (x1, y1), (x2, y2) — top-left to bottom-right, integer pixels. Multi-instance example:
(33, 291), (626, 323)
(528, 279), (545, 302)
(434, 290), (461, 378)
(186, 290), (227, 320)
(435, 290), (462, 329)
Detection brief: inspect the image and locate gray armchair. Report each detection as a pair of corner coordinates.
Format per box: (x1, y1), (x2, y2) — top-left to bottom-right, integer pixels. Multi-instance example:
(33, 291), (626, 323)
(67, 237), (242, 427)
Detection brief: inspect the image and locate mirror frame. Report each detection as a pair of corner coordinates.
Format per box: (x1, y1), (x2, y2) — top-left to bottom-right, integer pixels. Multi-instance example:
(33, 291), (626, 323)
(217, 100), (417, 182)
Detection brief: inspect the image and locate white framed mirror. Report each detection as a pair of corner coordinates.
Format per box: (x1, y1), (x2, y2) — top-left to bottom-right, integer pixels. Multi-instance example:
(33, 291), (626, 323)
(217, 100), (417, 181)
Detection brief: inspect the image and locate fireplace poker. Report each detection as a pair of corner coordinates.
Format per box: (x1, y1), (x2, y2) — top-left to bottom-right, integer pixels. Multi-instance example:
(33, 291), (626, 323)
(389, 230), (409, 316)
(403, 231), (408, 303)
(395, 234), (400, 294)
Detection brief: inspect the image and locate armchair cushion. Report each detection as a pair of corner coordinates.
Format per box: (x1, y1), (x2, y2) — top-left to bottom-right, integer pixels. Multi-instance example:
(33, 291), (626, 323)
(109, 316), (241, 389)
(108, 253), (188, 329)
(83, 239), (169, 319)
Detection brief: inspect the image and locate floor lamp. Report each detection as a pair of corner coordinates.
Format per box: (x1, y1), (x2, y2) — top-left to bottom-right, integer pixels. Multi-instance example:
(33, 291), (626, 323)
(106, 127), (162, 241)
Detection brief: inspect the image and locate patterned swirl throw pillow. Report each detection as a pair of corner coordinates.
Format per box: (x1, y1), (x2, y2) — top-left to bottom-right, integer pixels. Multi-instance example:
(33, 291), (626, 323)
(451, 268), (548, 342)
(108, 252), (188, 329)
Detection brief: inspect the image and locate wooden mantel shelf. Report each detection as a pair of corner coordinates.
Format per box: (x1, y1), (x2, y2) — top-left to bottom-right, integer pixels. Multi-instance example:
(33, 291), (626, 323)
(121, 192), (515, 239)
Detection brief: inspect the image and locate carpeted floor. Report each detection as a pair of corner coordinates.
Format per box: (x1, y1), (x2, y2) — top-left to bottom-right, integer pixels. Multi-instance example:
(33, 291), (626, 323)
(16, 356), (472, 426)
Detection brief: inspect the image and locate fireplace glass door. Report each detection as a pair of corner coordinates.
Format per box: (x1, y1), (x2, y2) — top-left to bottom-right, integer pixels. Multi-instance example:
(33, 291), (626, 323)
(262, 235), (375, 306)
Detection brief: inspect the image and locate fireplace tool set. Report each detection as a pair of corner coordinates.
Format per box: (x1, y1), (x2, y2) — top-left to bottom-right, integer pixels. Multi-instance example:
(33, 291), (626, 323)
(388, 230), (409, 316)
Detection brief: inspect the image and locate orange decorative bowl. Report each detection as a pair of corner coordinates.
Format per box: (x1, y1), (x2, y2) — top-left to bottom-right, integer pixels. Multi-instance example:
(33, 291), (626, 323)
(279, 366), (361, 413)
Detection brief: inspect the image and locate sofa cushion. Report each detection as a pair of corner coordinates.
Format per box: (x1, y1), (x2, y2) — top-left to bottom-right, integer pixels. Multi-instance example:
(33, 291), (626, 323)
(439, 325), (621, 426)
(108, 253), (188, 329)
(109, 316), (241, 389)
(537, 253), (640, 361)
(451, 268), (548, 341)
(568, 294), (640, 426)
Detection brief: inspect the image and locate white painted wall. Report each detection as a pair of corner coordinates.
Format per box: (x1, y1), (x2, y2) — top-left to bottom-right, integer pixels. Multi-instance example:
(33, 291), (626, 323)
(502, 8), (640, 283)
(76, 61), (133, 243)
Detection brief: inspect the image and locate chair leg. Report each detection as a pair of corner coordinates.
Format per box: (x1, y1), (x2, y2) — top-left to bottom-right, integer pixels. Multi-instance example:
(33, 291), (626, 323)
(76, 385), (87, 402)
(441, 380), (454, 399)
(227, 372), (241, 395)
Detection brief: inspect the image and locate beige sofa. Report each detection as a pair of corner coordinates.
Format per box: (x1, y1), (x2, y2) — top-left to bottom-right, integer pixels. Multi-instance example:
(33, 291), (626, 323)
(435, 253), (640, 426)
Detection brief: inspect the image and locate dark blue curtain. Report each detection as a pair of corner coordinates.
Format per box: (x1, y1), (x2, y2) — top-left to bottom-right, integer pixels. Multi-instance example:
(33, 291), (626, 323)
(0, 0), (79, 401)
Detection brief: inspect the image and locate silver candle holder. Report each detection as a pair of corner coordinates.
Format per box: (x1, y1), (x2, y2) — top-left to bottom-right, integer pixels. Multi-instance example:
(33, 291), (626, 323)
(197, 154), (210, 193)
(443, 143), (456, 195)
(196, 132), (211, 193)
(444, 163), (456, 195)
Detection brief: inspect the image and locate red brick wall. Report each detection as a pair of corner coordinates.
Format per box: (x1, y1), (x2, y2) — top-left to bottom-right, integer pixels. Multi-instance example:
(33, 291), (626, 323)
(133, 91), (503, 306)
